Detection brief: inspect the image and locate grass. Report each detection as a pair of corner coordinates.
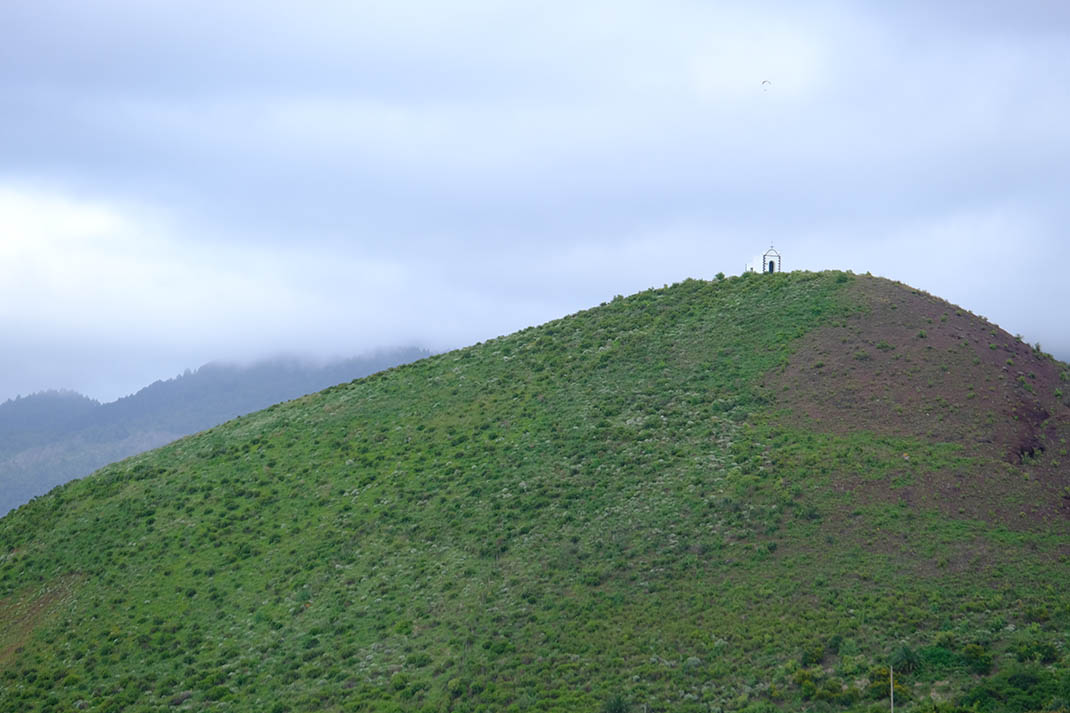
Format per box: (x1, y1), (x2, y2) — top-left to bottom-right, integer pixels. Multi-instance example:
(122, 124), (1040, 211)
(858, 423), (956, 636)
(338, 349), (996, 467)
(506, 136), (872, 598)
(2, 271), (1069, 713)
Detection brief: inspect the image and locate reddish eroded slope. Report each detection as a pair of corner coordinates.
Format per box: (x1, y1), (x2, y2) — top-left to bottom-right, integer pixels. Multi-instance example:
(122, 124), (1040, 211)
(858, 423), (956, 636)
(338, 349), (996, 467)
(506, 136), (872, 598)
(768, 275), (1070, 526)
(0, 574), (81, 666)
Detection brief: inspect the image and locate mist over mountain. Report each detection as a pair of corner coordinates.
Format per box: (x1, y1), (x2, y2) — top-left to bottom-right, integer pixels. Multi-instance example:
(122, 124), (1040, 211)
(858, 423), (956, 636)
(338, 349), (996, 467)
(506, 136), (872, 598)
(0, 348), (428, 516)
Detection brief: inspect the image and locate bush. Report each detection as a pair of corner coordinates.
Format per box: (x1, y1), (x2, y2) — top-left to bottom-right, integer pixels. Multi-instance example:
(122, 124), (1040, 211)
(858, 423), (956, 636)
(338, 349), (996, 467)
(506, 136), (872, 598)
(800, 642), (826, 666)
(918, 645), (959, 670)
(865, 666), (910, 702)
(959, 665), (1062, 713)
(813, 678), (858, 706)
(793, 668), (819, 699)
(1011, 637), (1059, 664)
(602, 693), (628, 713)
(406, 652), (432, 668)
(933, 631), (956, 649)
(962, 643), (992, 675)
(446, 678), (466, 698)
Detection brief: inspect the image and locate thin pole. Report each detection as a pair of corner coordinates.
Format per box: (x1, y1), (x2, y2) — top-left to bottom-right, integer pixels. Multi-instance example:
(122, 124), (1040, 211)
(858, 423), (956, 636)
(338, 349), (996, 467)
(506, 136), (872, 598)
(890, 664), (894, 713)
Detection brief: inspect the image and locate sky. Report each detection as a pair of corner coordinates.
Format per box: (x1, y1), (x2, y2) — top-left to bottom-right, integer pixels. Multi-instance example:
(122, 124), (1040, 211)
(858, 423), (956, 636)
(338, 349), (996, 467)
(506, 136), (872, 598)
(2, 1), (1069, 403)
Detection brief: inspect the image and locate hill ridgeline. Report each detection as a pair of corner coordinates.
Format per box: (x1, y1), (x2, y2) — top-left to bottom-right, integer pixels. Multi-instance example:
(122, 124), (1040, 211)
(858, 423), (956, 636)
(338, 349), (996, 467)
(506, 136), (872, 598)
(1, 272), (1068, 713)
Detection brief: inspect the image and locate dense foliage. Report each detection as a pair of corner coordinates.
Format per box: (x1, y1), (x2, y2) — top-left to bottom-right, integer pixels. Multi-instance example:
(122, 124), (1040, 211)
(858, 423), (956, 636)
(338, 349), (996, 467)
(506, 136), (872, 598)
(1, 272), (1067, 713)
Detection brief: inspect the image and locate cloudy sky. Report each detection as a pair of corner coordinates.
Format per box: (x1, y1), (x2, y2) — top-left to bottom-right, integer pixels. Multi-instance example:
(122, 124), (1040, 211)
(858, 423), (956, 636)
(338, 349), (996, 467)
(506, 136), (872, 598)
(2, 1), (1069, 403)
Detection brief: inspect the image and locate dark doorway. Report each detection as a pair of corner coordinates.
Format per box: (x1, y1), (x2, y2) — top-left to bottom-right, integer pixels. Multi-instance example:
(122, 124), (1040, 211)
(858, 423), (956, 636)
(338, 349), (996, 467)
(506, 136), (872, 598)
(768, 261), (775, 273)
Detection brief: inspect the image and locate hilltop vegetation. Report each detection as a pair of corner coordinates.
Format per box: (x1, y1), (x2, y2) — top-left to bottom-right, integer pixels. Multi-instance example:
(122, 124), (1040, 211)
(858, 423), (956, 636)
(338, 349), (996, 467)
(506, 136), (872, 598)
(0, 349), (428, 516)
(1, 272), (1068, 713)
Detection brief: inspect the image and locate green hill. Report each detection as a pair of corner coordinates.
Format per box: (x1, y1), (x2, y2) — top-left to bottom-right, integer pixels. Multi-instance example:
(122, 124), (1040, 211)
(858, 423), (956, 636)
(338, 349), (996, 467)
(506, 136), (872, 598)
(2, 272), (1068, 713)
(0, 349), (428, 517)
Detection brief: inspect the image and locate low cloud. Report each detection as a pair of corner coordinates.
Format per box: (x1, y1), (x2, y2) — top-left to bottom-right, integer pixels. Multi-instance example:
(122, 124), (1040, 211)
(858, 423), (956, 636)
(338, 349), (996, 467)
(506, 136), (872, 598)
(1, 1), (1068, 400)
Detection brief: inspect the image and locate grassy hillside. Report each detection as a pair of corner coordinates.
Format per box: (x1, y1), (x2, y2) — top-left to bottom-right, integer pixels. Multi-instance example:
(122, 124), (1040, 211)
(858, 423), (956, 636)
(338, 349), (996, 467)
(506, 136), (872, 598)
(0, 349), (428, 517)
(1, 272), (1068, 713)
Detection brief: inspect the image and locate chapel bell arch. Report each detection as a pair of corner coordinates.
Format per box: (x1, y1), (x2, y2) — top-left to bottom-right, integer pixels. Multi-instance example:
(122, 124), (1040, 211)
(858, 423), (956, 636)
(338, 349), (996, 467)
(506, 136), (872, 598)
(762, 246), (781, 273)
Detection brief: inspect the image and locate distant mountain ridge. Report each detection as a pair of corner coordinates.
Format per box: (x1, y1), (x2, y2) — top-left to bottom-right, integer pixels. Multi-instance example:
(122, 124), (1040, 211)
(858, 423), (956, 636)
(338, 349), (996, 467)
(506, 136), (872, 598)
(0, 390), (101, 454)
(0, 348), (429, 516)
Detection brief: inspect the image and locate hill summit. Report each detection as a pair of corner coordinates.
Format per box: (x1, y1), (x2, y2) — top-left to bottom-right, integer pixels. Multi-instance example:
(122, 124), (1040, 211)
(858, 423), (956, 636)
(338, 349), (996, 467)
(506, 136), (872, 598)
(2, 272), (1068, 713)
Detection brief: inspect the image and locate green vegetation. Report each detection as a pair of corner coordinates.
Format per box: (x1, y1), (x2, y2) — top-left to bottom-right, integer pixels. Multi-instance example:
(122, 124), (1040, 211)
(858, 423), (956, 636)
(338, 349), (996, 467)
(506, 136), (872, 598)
(0, 349), (427, 516)
(1, 272), (1068, 712)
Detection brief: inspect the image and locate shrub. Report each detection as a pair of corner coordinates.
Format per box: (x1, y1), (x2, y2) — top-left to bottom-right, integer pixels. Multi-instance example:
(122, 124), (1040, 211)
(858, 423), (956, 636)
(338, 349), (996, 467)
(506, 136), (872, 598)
(446, 678), (466, 698)
(959, 665), (1061, 713)
(933, 631), (956, 649)
(918, 645), (959, 670)
(406, 652), (432, 668)
(865, 666), (910, 702)
(1011, 637), (1058, 664)
(813, 678), (858, 706)
(962, 643), (992, 674)
(168, 691), (194, 706)
(1024, 604), (1050, 623)
(800, 642), (825, 666)
(602, 693), (628, 713)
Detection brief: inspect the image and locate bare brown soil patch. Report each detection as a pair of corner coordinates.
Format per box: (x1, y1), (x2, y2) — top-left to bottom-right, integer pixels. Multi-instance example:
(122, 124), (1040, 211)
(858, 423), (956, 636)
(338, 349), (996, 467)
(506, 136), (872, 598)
(0, 574), (81, 666)
(768, 276), (1070, 527)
